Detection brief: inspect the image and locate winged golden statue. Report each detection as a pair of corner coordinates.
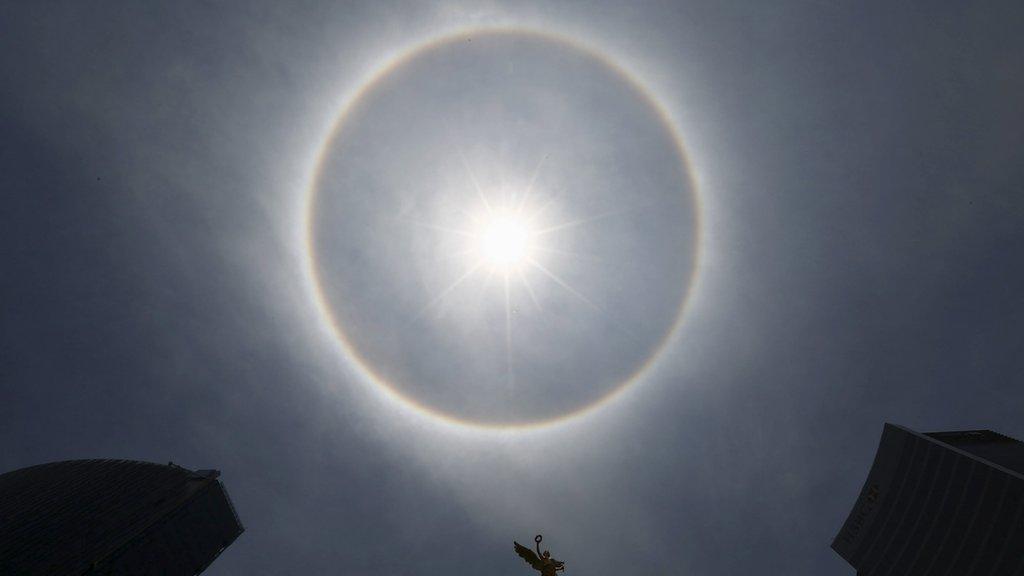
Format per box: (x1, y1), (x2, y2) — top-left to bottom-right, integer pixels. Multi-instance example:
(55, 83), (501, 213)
(514, 534), (565, 575)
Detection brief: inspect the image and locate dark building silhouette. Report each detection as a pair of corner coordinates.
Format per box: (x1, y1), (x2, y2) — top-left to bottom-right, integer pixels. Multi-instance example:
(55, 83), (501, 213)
(833, 423), (1024, 575)
(0, 459), (243, 575)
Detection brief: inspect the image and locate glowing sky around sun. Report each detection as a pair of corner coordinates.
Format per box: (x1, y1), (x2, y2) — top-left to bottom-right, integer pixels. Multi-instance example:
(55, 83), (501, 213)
(8, 3), (1024, 575)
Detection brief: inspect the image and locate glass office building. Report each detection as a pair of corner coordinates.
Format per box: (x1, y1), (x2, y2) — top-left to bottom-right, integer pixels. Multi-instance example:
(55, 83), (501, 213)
(833, 423), (1024, 575)
(0, 459), (243, 575)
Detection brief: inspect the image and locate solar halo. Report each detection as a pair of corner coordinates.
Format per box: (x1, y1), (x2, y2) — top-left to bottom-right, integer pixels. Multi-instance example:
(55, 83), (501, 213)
(302, 27), (702, 432)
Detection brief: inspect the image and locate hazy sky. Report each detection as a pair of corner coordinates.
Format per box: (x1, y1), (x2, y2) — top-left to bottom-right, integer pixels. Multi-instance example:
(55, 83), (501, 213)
(2, 2), (1022, 574)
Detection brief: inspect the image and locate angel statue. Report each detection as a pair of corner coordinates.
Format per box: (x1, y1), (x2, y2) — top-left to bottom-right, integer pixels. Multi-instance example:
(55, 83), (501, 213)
(514, 534), (565, 575)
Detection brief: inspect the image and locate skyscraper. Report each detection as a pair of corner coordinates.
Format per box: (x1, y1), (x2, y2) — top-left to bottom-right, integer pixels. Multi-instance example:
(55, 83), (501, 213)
(0, 459), (244, 575)
(833, 423), (1024, 575)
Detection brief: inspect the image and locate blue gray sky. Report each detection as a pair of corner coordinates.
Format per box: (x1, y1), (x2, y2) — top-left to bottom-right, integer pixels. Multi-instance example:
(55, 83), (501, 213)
(2, 2), (1022, 574)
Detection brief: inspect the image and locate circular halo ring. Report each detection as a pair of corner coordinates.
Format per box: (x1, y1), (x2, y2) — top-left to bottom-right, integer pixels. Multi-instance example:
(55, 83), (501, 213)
(303, 27), (702, 432)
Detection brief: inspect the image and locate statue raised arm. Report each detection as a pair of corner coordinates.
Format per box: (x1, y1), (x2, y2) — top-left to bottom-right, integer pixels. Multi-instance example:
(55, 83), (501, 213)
(514, 534), (565, 575)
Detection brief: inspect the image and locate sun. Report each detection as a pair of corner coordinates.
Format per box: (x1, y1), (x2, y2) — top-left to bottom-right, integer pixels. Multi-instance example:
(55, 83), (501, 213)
(474, 208), (535, 273)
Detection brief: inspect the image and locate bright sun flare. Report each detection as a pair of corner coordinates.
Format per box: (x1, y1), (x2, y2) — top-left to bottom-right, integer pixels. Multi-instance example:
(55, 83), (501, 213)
(475, 210), (534, 272)
(401, 155), (613, 388)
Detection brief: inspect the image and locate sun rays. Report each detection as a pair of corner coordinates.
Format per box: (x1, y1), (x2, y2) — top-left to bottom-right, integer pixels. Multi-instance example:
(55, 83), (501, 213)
(404, 150), (613, 388)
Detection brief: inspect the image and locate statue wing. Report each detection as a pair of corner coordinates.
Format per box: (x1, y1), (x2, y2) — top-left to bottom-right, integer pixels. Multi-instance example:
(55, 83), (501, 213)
(514, 541), (543, 569)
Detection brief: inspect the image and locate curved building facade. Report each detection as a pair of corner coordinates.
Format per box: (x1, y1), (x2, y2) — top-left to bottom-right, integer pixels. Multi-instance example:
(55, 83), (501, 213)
(833, 423), (1024, 575)
(0, 459), (243, 575)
